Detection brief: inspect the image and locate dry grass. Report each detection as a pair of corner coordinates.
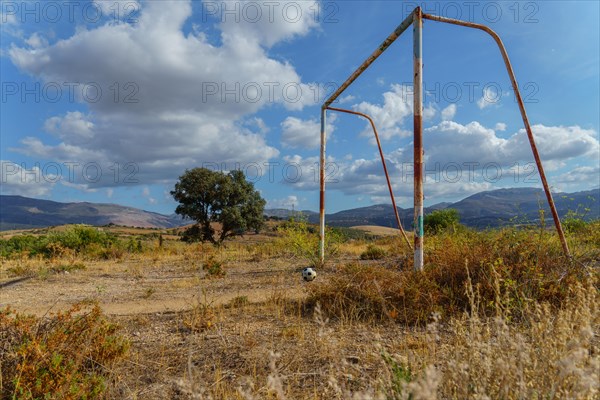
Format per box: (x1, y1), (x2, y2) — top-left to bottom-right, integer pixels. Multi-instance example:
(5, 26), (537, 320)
(351, 225), (403, 237)
(0, 221), (598, 399)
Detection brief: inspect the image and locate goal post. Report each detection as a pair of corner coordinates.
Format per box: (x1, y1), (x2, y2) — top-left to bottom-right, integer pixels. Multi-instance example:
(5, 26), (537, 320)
(318, 6), (570, 270)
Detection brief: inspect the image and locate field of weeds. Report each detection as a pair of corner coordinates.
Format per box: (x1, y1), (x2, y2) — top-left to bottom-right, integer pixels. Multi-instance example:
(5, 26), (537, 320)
(0, 220), (598, 399)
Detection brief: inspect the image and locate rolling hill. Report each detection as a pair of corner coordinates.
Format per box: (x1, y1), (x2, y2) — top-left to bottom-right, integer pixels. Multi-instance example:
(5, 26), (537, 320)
(0, 196), (187, 231)
(1, 188), (598, 231)
(308, 188), (599, 229)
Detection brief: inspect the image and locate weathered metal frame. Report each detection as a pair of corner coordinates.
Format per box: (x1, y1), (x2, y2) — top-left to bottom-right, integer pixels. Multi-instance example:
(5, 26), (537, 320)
(319, 7), (571, 269)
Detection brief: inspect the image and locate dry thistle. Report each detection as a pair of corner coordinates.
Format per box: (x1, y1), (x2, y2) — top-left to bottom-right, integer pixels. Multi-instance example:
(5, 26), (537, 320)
(266, 351), (286, 399)
(314, 302), (330, 338)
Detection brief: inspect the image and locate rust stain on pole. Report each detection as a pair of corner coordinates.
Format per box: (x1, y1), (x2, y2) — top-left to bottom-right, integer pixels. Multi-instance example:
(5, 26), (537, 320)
(326, 106), (413, 251)
(413, 7), (424, 272)
(422, 13), (571, 258)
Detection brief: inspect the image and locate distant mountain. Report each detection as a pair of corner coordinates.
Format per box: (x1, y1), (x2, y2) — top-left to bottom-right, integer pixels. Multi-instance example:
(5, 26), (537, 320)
(298, 188), (599, 229)
(451, 188), (599, 228)
(0, 195), (188, 231)
(1, 188), (598, 232)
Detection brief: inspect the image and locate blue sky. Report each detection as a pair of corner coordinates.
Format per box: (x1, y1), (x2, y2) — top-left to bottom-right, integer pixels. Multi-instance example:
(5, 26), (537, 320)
(1, 0), (599, 214)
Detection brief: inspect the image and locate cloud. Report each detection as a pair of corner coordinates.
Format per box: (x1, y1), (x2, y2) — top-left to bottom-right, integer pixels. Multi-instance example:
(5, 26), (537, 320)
(267, 195), (298, 209)
(44, 112), (95, 142)
(339, 95), (356, 104)
(25, 33), (48, 49)
(92, 0), (141, 18)
(215, 0), (319, 48)
(477, 86), (501, 109)
(423, 103), (437, 121)
(278, 154), (493, 206)
(7, 0), (323, 188)
(280, 114), (336, 149)
(495, 122), (507, 131)
(503, 125), (599, 162)
(246, 117), (270, 135)
(441, 104), (457, 121)
(0, 161), (56, 197)
(555, 166), (600, 186)
(419, 121), (599, 167)
(354, 84), (413, 141)
(279, 121), (599, 203)
(141, 186), (157, 204)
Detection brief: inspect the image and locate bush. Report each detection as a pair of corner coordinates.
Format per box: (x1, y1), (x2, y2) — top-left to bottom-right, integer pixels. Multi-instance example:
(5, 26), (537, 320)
(0, 235), (44, 258)
(360, 244), (387, 260)
(1, 303), (129, 399)
(424, 208), (461, 234)
(563, 217), (587, 233)
(45, 225), (116, 253)
(277, 218), (342, 267)
(0, 225), (119, 259)
(307, 225), (596, 325)
(203, 255), (225, 277)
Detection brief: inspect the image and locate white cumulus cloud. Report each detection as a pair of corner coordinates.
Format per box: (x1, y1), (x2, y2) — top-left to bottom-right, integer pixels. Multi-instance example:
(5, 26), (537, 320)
(280, 114), (336, 149)
(354, 84), (413, 141)
(7, 0), (323, 188)
(279, 121), (599, 203)
(441, 104), (457, 121)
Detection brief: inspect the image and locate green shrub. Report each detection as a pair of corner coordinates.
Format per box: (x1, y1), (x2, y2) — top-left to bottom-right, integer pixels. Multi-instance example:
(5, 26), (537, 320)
(360, 244), (387, 260)
(381, 350), (412, 396)
(203, 255), (225, 277)
(277, 218), (342, 267)
(0, 235), (44, 258)
(45, 225), (116, 253)
(562, 216), (587, 233)
(423, 208), (461, 234)
(0, 225), (120, 259)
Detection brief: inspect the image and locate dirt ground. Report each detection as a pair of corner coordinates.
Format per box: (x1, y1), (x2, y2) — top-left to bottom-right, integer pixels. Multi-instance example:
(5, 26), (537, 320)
(1, 238), (413, 399)
(1, 255), (304, 316)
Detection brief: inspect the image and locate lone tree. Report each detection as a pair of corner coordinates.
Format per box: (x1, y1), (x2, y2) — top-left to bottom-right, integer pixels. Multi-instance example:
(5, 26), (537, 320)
(171, 168), (266, 244)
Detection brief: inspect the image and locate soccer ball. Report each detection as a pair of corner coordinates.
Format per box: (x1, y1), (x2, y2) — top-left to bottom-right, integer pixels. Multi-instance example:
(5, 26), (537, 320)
(302, 267), (317, 281)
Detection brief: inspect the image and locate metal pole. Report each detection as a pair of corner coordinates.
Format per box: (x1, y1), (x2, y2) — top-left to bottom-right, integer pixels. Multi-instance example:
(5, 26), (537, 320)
(319, 106), (327, 265)
(413, 7), (424, 272)
(421, 13), (571, 258)
(326, 106), (413, 251)
(319, 10), (415, 265)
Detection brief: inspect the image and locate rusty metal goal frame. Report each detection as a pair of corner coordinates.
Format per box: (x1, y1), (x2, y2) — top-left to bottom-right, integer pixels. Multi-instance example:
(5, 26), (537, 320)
(318, 7), (570, 271)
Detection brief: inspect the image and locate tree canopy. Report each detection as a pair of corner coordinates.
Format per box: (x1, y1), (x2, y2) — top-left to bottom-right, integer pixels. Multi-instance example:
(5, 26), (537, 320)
(171, 168), (266, 244)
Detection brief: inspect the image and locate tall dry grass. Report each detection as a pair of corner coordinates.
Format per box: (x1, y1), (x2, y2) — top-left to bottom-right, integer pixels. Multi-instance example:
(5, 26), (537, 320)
(374, 278), (599, 400)
(306, 223), (599, 325)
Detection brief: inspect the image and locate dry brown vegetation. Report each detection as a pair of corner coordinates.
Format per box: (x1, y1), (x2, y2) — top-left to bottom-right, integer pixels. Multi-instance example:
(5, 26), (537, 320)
(1, 220), (598, 399)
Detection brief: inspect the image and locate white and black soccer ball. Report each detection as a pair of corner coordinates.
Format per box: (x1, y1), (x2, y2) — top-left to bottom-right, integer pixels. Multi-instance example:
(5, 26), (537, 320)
(302, 267), (317, 281)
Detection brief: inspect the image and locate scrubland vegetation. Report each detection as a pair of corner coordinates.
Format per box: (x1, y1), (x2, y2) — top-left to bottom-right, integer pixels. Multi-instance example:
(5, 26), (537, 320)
(0, 217), (598, 399)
